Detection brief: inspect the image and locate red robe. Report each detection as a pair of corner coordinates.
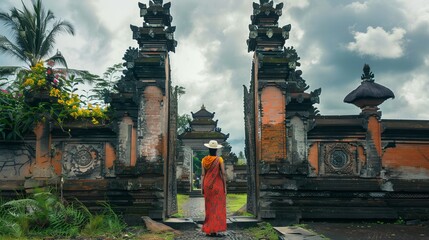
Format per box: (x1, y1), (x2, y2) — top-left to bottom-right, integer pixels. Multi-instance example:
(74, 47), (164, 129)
(201, 156), (227, 234)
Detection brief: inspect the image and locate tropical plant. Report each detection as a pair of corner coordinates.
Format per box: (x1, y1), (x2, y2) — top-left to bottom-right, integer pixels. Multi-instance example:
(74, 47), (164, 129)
(0, 0), (99, 89)
(0, 0), (74, 68)
(0, 89), (34, 140)
(177, 113), (191, 134)
(0, 190), (86, 237)
(0, 189), (127, 238)
(90, 63), (123, 104)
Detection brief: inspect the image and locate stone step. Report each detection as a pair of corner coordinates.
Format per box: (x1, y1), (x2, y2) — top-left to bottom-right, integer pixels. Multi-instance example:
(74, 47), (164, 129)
(188, 190), (203, 198)
(164, 216), (260, 231)
(274, 226), (326, 240)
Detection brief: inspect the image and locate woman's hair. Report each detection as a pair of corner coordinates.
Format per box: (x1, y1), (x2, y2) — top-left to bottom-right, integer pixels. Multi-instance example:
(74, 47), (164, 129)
(209, 148), (217, 156)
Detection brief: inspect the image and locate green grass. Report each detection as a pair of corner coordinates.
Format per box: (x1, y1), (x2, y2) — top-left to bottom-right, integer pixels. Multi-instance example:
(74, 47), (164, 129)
(171, 194), (189, 218)
(245, 222), (278, 240)
(226, 193), (253, 216)
(172, 193), (253, 217)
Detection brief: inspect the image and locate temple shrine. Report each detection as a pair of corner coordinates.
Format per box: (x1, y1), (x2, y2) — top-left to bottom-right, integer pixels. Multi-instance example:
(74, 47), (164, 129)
(0, 0), (428, 224)
(179, 105), (229, 152)
(176, 105), (231, 192)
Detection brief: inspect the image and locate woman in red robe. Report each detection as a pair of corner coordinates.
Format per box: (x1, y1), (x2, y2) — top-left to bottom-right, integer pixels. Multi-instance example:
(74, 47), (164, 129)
(201, 140), (227, 236)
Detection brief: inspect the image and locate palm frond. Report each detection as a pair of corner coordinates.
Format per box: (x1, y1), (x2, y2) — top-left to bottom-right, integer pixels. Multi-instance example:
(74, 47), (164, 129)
(57, 68), (101, 84)
(0, 66), (22, 77)
(0, 35), (28, 64)
(40, 20), (74, 58)
(0, 0), (75, 68)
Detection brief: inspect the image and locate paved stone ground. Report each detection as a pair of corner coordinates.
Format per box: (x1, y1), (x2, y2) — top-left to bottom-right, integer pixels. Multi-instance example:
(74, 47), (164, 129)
(176, 196), (256, 239)
(174, 228), (254, 240)
(182, 197), (205, 219)
(177, 196), (429, 239)
(303, 221), (429, 240)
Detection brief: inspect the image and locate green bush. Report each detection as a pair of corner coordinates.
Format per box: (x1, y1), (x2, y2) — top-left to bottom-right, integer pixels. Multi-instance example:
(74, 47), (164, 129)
(0, 189), (126, 238)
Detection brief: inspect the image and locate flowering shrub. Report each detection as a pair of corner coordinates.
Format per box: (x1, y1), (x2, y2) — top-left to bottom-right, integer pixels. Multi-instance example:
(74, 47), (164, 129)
(0, 62), (110, 139)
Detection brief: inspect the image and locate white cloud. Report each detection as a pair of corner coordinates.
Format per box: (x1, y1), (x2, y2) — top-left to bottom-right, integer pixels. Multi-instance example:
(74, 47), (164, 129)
(347, 26), (406, 58)
(345, 1), (369, 12)
(400, 74), (429, 119)
(398, 0), (429, 32)
(284, 0), (309, 9)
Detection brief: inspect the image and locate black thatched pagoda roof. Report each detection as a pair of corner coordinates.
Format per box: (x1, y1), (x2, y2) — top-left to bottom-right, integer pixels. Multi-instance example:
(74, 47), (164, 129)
(344, 64), (395, 107)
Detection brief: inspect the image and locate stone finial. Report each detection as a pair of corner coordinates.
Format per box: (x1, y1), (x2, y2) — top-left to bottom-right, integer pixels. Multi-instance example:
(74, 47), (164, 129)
(361, 64), (375, 82)
(344, 64), (395, 111)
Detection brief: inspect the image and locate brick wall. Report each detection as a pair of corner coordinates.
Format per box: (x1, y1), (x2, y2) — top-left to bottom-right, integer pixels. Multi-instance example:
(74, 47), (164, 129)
(260, 86), (286, 162)
(139, 86), (164, 162)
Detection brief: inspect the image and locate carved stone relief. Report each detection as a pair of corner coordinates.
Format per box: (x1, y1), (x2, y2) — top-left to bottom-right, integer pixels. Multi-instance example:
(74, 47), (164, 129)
(62, 143), (104, 179)
(320, 143), (358, 176)
(0, 144), (34, 179)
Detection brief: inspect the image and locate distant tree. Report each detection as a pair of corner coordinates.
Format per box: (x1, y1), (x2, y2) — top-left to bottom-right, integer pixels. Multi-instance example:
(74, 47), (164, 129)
(238, 151), (245, 159)
(0, 0), (75, 68)
(177, 113), (191, 134)
(173, 85), (186, 98)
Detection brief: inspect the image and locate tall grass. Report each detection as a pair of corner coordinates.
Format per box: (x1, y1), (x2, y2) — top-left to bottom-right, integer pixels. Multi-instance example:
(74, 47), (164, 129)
(80, 201), (126, 237)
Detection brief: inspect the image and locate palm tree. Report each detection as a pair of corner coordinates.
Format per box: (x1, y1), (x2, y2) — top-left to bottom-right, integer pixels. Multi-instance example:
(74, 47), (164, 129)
(0, 0), (74, 68)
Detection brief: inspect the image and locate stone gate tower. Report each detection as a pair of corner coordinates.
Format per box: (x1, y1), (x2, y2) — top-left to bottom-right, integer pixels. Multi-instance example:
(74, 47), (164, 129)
(244, 0), (321, 217)
(110, 0), (178, 219)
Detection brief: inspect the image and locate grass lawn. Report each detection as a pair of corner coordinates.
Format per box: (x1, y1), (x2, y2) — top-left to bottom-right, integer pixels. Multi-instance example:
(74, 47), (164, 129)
(171, 194), (189, 218)
(227, 193), (251, 216)
(173, 193), (252, 217)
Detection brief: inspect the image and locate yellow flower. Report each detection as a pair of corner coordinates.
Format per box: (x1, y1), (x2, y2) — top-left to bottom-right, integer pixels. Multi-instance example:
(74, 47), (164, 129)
(23, 78), (34, 86)
(91, 117), (99, 125)
(50, 88), (61, 97)
(37, 79), (46, 86)
(70, 112), (78, 119)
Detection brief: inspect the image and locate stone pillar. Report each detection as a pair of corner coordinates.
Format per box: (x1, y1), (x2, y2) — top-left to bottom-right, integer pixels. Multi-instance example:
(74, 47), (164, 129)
(260, 86), (287, 163)
(31, 121), (55, 179)
(117, 113), (136, 166)
(137, 86), (164, 162)
(361, 110), (383, 177)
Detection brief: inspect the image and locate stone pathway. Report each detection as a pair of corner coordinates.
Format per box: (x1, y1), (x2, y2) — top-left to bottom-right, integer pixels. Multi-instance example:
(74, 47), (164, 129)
(173, 196), (257, 239)
(174, 228), (254, 240)
(182, 196), (205, 219)
(174, 196), (429, 240)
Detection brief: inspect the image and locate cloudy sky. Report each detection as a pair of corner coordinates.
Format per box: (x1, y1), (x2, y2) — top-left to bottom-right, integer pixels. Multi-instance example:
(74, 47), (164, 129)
(1, 0), (429, 154)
